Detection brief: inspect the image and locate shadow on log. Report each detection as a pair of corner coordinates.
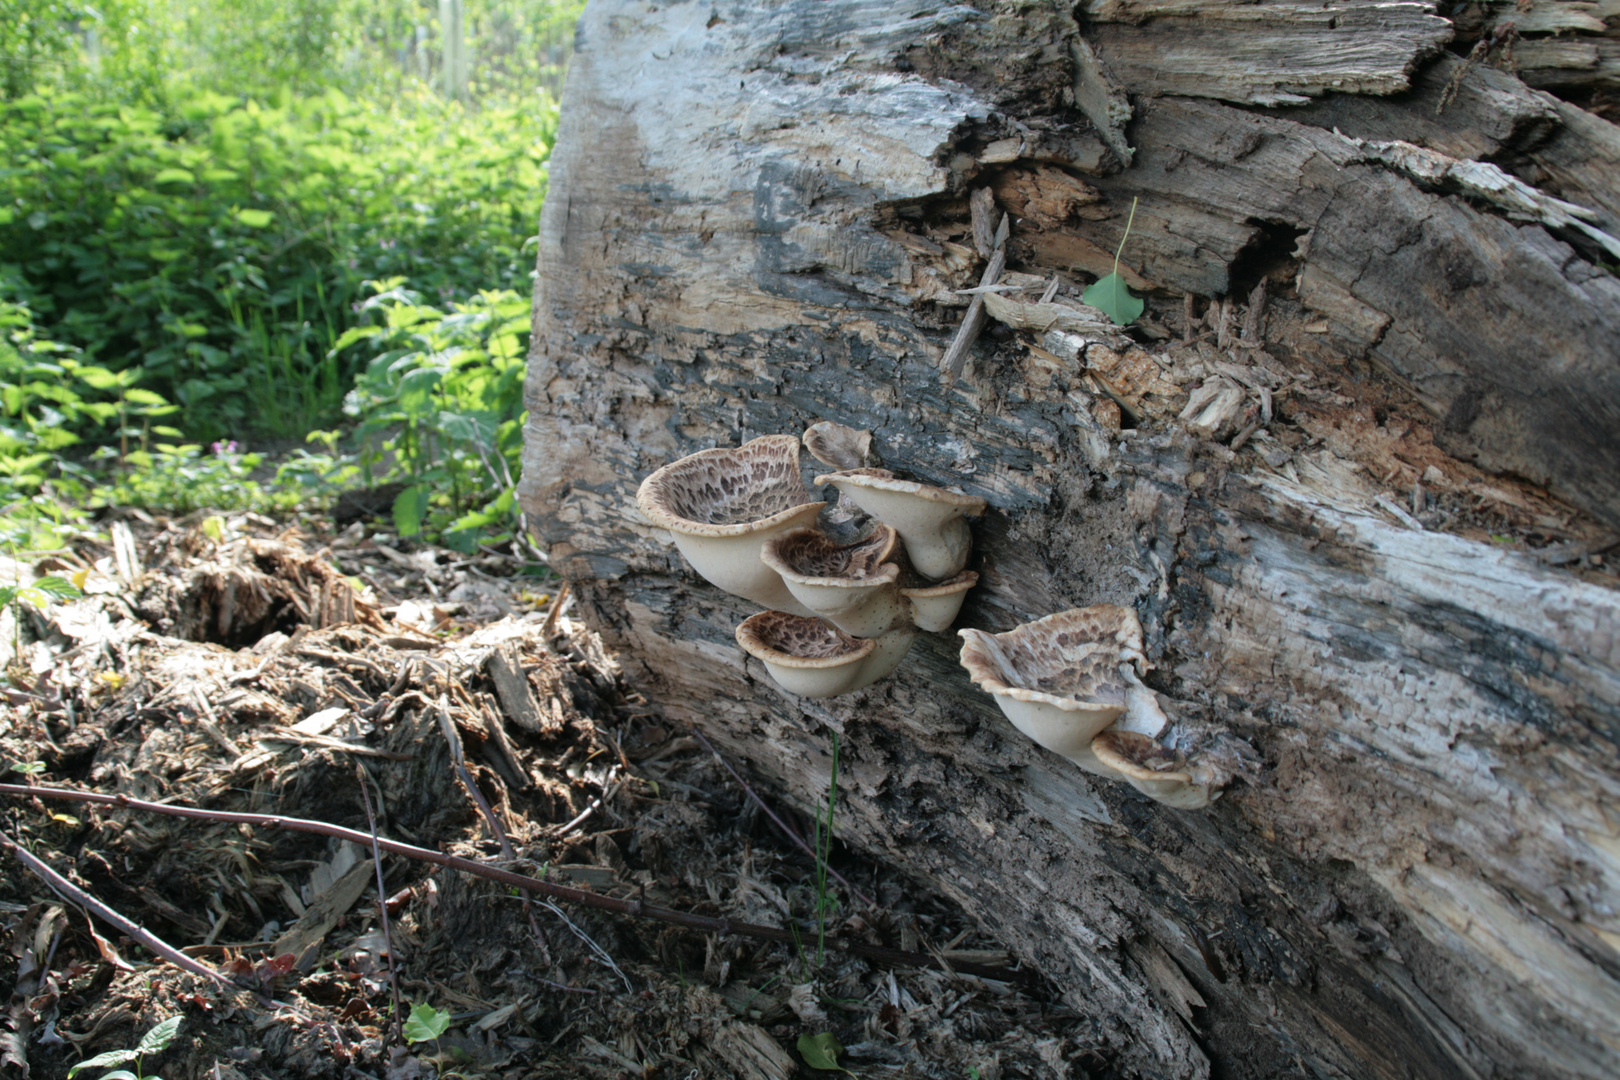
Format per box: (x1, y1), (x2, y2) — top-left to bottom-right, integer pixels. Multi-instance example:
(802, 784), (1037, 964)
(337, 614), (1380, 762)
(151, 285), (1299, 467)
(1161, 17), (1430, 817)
(521, 4), (1620, 1077)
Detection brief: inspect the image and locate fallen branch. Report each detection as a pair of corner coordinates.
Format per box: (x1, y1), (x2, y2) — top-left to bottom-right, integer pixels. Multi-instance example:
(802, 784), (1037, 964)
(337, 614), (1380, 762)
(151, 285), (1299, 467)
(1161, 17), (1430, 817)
(0, 830), (230, 988)
(0, 783), (1038, 987)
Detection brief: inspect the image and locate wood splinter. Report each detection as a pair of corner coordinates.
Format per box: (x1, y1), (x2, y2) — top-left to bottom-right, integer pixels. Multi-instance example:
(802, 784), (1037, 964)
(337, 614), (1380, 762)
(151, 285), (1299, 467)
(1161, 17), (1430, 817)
(943, 206), (1010, 382)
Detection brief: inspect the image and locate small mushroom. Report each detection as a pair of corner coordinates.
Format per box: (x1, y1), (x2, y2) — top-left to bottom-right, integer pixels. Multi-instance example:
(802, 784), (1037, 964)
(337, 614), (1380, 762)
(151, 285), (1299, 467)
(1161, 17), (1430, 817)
(736, 610), (917, 698)
(901, 571), (979, 633)
(802, 421), (875, 471)
(815, 468), (987, 581)
(957, 605), (1146, 776)
(636, 435), (825, 614)
(1090, 731), (1219, 810)
(760, 526), (906, 638)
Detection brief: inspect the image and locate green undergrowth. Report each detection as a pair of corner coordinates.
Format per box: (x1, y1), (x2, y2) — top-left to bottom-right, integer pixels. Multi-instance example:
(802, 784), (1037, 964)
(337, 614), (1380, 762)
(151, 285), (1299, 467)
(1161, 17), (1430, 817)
(1, 2), (575, 558)
(2, 279), (529, 553)
(0, 85), (554, 441)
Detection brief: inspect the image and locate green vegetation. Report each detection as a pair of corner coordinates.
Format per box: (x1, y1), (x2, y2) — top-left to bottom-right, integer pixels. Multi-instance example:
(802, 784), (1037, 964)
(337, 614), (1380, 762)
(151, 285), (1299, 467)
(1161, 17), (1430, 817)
(797, 1031), (855, 1075)
(1, 1), (580, 554)
(403, 1002), (453, 1044)
(66, 1014), (181, 1080)
(1083, 196), (1144, 326)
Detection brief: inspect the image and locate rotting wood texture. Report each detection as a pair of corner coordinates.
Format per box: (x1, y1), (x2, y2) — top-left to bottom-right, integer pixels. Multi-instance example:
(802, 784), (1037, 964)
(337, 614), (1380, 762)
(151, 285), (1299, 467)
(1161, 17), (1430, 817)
(521, 4), (1620, 1078)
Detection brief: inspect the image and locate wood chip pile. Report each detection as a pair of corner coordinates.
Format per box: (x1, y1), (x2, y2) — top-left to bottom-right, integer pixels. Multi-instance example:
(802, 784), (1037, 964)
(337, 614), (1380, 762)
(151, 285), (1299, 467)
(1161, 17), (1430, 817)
(2, 515), (1100, 1079)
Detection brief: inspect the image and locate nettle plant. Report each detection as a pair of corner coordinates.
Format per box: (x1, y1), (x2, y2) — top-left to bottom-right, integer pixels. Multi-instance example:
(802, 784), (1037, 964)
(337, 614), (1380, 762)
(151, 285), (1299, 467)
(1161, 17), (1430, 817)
(2, 290), (280, 535)
(335, 279), (529, 552)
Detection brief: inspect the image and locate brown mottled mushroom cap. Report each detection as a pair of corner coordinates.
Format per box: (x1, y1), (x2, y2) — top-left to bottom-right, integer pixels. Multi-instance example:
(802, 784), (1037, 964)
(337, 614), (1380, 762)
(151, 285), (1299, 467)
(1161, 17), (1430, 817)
(1090, 730), (1193, 784)
(735, 611), (876, 668)
(761, 526), (901, 586)
(958, 604), (1144, 712)
(636, 435), (818, 536)
(802, 421), (874, 471)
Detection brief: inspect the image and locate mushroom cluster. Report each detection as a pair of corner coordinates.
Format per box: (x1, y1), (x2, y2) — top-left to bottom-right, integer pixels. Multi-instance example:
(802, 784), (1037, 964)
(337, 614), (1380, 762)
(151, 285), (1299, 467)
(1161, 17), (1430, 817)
(958, 606), (1228, 810)
(636, 425), (985, 698)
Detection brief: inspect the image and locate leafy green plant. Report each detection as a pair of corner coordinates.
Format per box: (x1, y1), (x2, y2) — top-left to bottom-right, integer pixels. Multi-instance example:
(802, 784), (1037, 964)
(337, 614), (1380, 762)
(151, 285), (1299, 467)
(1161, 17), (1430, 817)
(1083, 196), (1144, 326)
(91, 440), (269, 515)
(403, 1002), (452, 1045)
(797, 1031), (855, 1075)
(67, 1014), (180, 1080)
(0, 84), (556, 440)
(337, 280), (529, 550)
(0, 576), (80, 613)
(2, 573), (81, 661)
(9, 761), (47, 777)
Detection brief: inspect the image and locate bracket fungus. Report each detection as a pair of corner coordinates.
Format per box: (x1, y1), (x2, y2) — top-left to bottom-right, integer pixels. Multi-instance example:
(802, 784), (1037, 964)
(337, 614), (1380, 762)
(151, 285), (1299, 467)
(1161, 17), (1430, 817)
(736, 610), (916, 698)
(901, 571), (980, 633)
(761, 526), (906, 638)
(635, 435), (824, 615)
(1090, 730), (1220, 810)
(958, 605), (1228, 808)
(958, 606), (1140, 776)
(814, 468), (988, 581)
(802, 420), (875, 471)
(635, 424), (987, 700)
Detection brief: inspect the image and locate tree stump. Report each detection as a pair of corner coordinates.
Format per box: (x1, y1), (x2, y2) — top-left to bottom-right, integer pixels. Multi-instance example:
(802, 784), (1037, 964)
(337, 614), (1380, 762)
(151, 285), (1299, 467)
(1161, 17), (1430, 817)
(520, 4), (1620, 1077)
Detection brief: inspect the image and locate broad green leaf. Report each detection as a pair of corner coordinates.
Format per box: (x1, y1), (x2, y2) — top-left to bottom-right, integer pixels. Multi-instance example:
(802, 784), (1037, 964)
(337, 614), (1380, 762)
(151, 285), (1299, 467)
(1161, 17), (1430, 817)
(67, 1049), (138, 1076)
(797, 1032), (853, 1074)
(403, 1003), (452, 1044)
(121, 388), (169, 407)
(328, 325), (383, 354)
(235, 208), (274, 228)
(396, 368), (444, 415)
(393, 486), (429, 537)
(151, 168), (195, 186)
(73, 366), (123, 391)
(135, 1015), (181, 1055)
(1082, 272), (1144, 327)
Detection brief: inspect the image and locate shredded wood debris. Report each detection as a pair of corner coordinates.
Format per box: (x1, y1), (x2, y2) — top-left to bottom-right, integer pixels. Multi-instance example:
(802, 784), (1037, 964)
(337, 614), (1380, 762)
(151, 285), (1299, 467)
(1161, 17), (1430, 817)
(2, 515), (1100, 1079)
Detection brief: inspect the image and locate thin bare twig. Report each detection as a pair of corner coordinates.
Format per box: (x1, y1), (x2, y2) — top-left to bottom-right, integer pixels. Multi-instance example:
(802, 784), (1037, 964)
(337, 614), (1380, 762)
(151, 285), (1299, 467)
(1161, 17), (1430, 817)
(552, 765), (621, 836)
(0, 783), (1036, 986)
(2, 829), (231, 988)
(437, 696), (514, 856)
(437, 697), (555, 964)
(354, 764), (404, 1046)
(689, 725), (875, 907)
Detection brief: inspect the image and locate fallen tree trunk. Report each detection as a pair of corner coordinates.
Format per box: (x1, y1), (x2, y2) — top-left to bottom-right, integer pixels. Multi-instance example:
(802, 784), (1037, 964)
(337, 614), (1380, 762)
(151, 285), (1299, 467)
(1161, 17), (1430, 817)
(520, 4), (1620, 1078)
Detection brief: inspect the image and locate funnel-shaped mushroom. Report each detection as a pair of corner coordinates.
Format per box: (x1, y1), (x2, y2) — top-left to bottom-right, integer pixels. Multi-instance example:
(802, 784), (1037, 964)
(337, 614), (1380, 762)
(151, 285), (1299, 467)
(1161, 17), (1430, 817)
(957, 605), (1145, 776)
(737, 611), (916, 698)
(1090, 731), (1218, 810)
(760, 526), (905, 638)
(901, 571), (979, 633)
(815, 468), (987, 581)
(636, 436), (825, 614)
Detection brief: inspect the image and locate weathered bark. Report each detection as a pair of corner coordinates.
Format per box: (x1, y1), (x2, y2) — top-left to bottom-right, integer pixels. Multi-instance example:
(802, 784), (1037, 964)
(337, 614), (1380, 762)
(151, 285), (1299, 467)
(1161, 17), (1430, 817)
(521, 4), (1620, 1078)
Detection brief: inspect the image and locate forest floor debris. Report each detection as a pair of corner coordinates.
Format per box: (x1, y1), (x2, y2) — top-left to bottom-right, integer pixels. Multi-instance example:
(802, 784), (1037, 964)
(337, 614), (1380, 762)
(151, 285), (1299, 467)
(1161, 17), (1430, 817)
(2, 514), (1099, 1079)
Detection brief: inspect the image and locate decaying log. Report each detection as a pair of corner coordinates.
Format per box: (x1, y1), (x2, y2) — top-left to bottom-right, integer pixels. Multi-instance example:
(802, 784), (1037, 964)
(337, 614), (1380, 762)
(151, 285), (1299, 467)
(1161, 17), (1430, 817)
(521, 3), (1620, 1078)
